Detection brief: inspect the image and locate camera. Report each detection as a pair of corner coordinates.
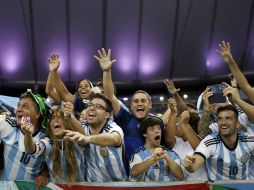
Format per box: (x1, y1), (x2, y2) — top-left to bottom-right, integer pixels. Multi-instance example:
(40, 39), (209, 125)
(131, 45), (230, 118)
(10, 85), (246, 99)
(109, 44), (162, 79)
(208, 84), (227, 104)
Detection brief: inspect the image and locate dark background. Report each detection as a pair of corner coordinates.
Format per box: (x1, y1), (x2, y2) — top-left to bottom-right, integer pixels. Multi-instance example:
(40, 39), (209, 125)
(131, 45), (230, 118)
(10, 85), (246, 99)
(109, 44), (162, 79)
(1, 0), (254, 104)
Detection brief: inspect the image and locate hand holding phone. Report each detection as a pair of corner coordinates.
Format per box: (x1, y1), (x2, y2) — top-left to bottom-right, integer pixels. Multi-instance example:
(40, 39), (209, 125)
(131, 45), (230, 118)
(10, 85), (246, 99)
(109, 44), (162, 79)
(208, 84), (227, 104)
(21, 116), (35, 134)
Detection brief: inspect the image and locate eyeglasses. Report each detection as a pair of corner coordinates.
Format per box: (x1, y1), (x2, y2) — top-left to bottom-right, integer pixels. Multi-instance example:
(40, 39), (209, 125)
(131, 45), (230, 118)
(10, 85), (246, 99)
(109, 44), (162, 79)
(87, 102), (107, 111)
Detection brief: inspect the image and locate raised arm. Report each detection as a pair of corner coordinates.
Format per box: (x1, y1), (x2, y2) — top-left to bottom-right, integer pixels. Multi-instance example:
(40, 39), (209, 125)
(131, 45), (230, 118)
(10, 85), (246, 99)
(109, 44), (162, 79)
(217, 41), (254, 104)
(180, 111), (201, 150)
(64, 130), (122, 147)
(164, 79), (188, 114)
(164, 98), (177, 149)
(223, 83), (254, 123)
(48, 54), (75, 103)
(94, 48), (120, 115)
(197, 88), (213, 138)
(63, 102), (84, 134)
(45, 71), (61, 104)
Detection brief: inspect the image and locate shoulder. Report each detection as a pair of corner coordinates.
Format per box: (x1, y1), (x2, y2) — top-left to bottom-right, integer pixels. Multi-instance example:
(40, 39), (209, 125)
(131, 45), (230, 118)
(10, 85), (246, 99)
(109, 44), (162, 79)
(0, 116), (18, 131)
(238, 132), (254, 143)
(201, 133), (221, 147)
(133, 145), (147, 155)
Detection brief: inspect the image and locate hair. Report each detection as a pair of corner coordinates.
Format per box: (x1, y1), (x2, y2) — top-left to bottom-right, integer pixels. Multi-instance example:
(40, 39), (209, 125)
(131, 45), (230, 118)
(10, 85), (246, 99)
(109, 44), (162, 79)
(20, 91), (49, 130)
(20, 92), (40, 112)
(140, 116), (164, 135)
(216, 104), (238, 119)
(95, 79), (117, 94)
(90, 93), (113, 113)
(47, 108), (78, 183)
(131, 90), (152, 103)
(75, 79), (93, 96)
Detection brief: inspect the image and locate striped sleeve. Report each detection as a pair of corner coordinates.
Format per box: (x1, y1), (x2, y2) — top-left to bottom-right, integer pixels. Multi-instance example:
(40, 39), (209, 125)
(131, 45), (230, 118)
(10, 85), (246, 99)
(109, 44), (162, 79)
(194, 134), (219, 160)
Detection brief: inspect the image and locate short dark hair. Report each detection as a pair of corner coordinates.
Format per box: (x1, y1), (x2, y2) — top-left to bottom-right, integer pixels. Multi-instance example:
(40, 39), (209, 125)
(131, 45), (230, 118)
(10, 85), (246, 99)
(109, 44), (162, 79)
(140, 117), (163, 135)
(217, 104), (238, 119)
(131, 90), (151, 103)
(90, 93), (113, 113)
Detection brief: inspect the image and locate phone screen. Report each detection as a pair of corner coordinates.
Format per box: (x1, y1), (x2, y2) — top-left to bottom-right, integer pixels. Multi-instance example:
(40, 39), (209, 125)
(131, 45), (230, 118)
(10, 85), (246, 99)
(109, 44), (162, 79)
(208, 84), (227, 104)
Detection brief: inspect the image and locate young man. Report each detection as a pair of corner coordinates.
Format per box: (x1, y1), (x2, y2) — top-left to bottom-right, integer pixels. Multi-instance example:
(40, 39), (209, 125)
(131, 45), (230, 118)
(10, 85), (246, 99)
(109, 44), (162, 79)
(129, 117), (183, 181)
(0, 90), (49, 180)
(64, 93), (128, 182)
(184, 104), (254, 180)
(94, 48), (164, 174)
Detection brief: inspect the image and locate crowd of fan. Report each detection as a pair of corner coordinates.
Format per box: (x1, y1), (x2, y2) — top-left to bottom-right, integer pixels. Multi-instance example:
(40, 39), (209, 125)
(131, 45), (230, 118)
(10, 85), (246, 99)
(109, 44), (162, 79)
(1, 41), (254, 188)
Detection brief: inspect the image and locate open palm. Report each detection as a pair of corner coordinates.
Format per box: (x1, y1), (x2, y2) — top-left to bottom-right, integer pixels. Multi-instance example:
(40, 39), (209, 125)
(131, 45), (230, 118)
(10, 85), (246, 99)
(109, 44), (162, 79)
(94, 48), (116, 71)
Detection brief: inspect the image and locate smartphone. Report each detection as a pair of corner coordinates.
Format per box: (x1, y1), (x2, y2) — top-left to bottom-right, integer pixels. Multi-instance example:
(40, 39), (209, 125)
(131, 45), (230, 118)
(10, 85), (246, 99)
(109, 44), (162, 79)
(208, 84), (227, 104)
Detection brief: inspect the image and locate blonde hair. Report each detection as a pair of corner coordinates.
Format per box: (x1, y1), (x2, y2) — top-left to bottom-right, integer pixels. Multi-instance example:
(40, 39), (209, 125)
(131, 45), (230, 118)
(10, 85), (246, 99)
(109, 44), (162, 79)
(47, 109), (78, 183)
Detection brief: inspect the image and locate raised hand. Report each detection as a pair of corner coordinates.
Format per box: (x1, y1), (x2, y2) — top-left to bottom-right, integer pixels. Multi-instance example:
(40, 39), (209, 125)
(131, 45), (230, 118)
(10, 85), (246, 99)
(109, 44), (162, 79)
(94, 48), (116, 71)
(180, 110), (190, 125)
(223, 82), (240, 103)
(164, 79), (180, 96)
(63, 102), (74, 118)
(48, 53), (60, 72)
(216, 41), (234, 64)
(168, 98), (177, 114)
(202, 87), (213, 112)
(21, 116), (34, 135)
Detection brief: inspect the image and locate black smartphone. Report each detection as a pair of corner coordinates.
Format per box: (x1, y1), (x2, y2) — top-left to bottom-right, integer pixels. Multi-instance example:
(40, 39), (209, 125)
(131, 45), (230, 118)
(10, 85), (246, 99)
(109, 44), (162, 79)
(208, 84), (227, 104)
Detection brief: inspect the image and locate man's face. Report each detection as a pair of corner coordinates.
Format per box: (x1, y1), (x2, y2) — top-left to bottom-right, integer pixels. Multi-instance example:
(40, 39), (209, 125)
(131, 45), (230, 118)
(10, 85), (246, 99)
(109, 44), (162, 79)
(217, 110), (239, 137)
(86, 98), (110, 127)
(16, 97), (40, 126)
(144, 125), (161, 147)
(77, 80), (91, 99)
(131, 93), (152, 119)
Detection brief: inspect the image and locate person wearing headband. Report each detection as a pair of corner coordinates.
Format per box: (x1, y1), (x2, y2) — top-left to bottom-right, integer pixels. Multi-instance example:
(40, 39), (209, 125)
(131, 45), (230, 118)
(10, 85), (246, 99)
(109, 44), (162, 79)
(46, 54), (93, 118)
(0, 89), (49, 181)
(22, 106), (86, 183)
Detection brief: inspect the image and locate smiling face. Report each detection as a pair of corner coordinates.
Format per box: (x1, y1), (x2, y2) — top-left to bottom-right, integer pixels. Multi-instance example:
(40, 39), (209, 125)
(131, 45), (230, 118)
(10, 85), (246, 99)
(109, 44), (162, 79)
(217, 110), (239, 138)
(144, 124), (161, 148)
(86, 98), (110, 128)
(131, 92), (152, 120)
(16, 97), (41, 127)
(48, 110), (66, 139)
(77, 80), (92, 99)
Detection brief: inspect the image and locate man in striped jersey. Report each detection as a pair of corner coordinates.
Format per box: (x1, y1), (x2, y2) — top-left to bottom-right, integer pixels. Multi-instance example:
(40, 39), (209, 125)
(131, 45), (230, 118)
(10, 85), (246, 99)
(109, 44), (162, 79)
(0, 90), (49, 180)
(64, 93), (128, 182)
(129, 117), (183, 181)
(184, 104), (254, 180)
(95, 48), (164, 175)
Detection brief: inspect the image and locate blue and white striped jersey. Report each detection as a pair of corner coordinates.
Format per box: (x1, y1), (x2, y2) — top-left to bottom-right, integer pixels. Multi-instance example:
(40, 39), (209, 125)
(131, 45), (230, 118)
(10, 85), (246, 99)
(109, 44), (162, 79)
(195, 132), (254, 180)
(83, 121), (128, 182)
(0, 117), (46, 180)
(114, 104), (164, 175)
(34, 137), (86, 183)
(129, 146), (181, 181)
(173, 137), (208, 181)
